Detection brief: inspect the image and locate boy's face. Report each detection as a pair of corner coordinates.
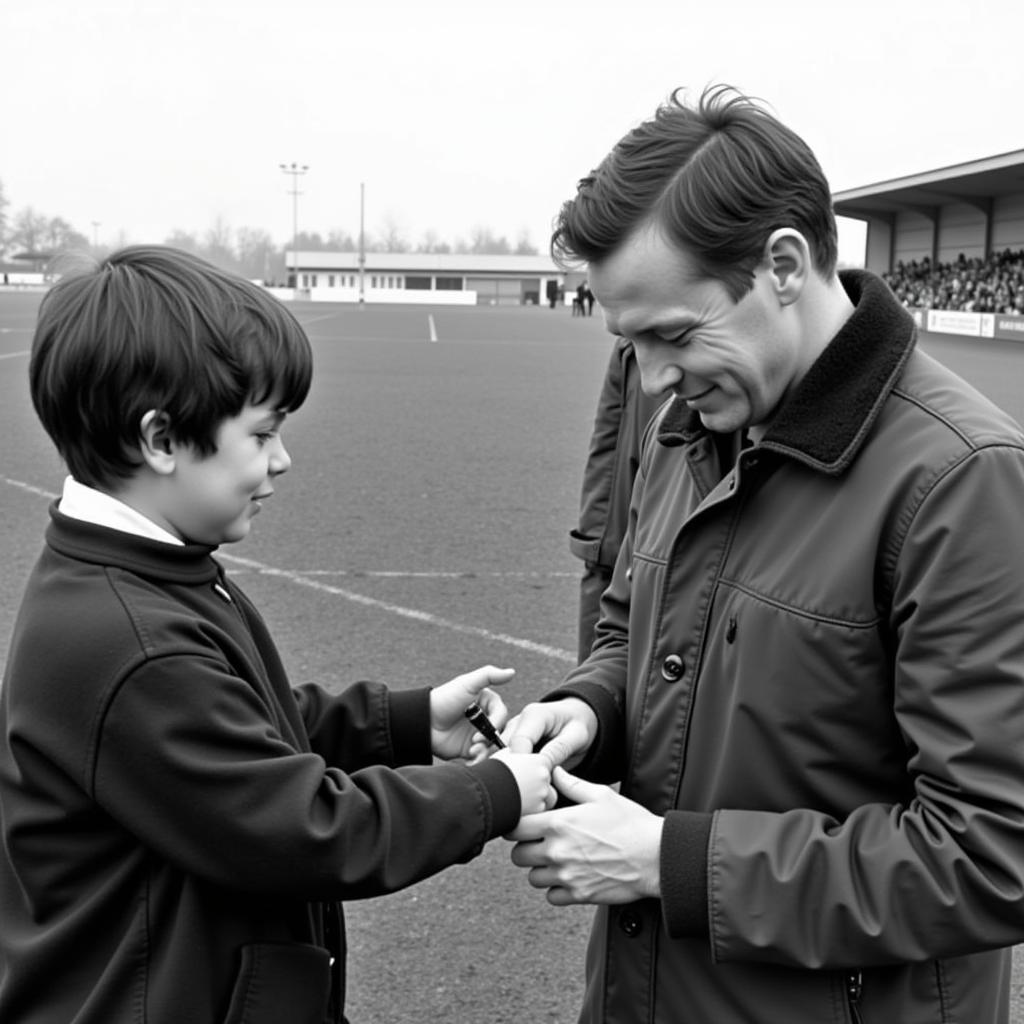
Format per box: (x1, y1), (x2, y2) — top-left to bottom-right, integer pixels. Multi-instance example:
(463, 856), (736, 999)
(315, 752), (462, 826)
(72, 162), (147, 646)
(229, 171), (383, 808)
(164, 399), (292, 546)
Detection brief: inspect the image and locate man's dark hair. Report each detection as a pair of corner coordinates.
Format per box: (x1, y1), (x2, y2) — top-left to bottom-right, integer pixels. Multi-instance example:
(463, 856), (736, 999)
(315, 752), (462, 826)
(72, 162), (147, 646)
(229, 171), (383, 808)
(551, 84), (839, 300)
(30, 245), (313, 489)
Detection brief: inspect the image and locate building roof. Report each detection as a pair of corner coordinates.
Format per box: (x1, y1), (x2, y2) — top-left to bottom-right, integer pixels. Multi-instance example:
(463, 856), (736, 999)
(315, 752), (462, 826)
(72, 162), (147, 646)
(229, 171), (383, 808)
(289, 251), (562, 274)
(833, 149), (1024, 221)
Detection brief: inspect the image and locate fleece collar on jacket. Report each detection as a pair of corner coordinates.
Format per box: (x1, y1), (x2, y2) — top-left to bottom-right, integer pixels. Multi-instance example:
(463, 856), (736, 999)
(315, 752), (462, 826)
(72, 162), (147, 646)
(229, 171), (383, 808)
(45, 502), (221, 585)
(656, 270), (917, 474)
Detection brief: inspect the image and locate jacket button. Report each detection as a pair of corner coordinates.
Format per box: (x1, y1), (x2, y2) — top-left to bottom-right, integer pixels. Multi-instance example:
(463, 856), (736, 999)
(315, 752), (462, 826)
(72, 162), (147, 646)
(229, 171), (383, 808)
(661, 654), (684, 682)
(619, 909), (642, 937)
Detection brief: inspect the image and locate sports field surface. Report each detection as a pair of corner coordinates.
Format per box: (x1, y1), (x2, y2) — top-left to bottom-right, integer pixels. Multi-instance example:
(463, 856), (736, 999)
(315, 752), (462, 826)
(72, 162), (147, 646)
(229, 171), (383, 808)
(1, 291), (1022, 1022)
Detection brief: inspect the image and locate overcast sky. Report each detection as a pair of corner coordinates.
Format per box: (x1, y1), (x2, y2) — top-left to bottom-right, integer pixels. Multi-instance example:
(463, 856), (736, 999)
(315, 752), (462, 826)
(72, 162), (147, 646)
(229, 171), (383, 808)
(4, 0), (1022, 264)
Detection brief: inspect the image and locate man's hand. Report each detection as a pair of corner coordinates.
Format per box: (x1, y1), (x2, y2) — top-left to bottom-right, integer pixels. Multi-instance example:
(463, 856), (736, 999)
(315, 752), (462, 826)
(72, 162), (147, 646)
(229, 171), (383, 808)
(507, 768), (663, 905)
(503, 698), (598, 768)
(430, 665), (514, 762)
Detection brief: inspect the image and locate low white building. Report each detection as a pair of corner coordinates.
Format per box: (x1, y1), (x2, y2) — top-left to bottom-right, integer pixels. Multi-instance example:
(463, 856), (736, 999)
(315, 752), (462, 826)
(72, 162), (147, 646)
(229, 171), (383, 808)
(282, 251), (575, 306)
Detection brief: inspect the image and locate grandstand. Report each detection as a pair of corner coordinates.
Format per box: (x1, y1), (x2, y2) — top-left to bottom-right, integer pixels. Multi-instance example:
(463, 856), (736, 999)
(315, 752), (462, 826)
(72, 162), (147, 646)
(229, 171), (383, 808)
(833, 150), (1024, 341)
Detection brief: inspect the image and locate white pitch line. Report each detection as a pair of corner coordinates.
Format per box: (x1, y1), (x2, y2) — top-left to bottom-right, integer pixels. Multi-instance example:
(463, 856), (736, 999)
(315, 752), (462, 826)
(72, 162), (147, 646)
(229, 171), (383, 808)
(428, 314), (438, 343)
(1, 477), (57, 499)
(288, 569), (576, 579)
(0, 350), (30, 360)
(220, 552), (576, 663)
(296, 313), (341, 328)
(0, 476), (576, 663)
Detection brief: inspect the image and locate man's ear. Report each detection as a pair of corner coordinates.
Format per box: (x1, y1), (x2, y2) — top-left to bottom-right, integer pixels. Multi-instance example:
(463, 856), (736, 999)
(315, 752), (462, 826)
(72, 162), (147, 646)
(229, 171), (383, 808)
(138, 410), (177, 474)
(763, 228), (810, 306)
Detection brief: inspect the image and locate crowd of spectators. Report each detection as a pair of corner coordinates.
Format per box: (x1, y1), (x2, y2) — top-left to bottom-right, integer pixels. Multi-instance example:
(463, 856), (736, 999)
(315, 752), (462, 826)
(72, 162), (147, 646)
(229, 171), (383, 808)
(883, 248), (1024, 314)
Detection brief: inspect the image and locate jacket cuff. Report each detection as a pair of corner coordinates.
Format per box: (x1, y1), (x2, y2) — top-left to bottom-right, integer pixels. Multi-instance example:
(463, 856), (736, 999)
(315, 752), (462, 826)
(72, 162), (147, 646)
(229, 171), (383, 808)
(660, 810), (713, 938)
(467, 758), (522, 839)
(387, 687), (433, 765)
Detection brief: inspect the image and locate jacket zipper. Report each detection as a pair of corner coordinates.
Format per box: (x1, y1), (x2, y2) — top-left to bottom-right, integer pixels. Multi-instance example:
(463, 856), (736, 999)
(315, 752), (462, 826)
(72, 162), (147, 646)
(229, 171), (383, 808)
(845, 970), (864, 1024)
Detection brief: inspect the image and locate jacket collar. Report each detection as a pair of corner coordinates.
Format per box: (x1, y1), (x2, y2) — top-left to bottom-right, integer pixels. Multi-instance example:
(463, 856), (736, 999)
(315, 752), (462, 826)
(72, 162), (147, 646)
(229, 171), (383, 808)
(46, 502), (221, 585)
(657, 270), (917, 473)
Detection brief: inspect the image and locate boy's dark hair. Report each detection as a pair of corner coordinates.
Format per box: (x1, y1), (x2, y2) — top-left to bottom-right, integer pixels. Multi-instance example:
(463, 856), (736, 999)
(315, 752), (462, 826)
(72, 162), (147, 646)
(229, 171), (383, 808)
(30, 245), (313, 490)
(551, 84), (839, 301)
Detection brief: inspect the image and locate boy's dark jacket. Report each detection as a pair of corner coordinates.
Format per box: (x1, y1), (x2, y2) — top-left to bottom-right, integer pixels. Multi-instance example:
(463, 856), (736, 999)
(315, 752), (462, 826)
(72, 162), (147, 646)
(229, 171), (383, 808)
(0, 512), (520, 1024)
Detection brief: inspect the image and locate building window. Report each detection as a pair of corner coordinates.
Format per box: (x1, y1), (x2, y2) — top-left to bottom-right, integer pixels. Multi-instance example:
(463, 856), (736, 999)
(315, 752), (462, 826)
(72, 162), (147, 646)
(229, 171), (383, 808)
(328, 274), (335, 287)
(301, 274), (309, 288)
(436, 276), (463, 291)
(371, 276), (377, 288)
(405, 276), (431, 290)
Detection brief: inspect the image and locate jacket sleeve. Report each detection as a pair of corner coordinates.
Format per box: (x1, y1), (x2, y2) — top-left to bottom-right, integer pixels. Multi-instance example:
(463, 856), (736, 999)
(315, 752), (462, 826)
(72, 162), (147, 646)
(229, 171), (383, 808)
(547, 398), (668, 782)
(294, 679), (434, 771)
(90, 659), (521, 900)
(691, 444), (1024, 967)
(570, 339), (662, 574)
(571, 340), (664, 663)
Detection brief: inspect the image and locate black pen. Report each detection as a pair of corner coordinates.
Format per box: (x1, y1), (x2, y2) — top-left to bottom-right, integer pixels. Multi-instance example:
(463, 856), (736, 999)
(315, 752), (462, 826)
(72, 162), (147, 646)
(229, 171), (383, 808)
(464, 702), (506, 749)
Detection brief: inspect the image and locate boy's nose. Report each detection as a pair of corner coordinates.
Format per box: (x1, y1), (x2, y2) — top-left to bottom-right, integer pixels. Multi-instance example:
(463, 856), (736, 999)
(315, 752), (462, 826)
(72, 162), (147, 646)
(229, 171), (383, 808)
(269, 438), (292, 475)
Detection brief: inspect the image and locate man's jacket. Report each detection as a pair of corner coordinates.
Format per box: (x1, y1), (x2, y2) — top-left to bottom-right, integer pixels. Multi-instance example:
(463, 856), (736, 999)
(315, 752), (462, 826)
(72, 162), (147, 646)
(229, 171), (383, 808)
(570, 337), (661, 660)
(554, 271), (1024, 1023)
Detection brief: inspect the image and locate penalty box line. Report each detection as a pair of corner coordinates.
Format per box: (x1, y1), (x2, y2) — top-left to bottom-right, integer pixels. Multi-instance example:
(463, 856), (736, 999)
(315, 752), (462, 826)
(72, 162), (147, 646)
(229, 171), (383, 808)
(1, 476), (576, 664)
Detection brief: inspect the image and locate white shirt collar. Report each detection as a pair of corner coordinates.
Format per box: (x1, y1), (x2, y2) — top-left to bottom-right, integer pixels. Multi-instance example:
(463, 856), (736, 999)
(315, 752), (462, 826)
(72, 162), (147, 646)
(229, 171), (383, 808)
(59, 476), (185, 546)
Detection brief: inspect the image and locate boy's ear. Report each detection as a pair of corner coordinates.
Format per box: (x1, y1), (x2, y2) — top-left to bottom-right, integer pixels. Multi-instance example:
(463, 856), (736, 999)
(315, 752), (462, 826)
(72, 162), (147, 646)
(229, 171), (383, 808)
(138, 410), (177, 474)
(762, 228), (810, 306)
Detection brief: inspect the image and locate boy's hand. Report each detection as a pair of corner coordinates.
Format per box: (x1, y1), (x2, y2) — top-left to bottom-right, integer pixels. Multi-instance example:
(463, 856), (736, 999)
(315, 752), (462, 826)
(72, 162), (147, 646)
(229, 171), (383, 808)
(491, 750), (557, 816)
(430, 665), (515, 762)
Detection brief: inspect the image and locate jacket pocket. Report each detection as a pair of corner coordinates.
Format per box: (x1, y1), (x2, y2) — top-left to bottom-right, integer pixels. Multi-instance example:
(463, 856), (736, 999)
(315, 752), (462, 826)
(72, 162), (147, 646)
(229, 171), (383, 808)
(222, 943), (332, 1024)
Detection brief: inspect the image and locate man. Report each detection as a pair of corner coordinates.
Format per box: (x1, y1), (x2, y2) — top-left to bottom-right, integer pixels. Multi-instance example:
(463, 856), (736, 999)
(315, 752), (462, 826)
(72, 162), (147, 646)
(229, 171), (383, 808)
(506, 85), (1024, 1023)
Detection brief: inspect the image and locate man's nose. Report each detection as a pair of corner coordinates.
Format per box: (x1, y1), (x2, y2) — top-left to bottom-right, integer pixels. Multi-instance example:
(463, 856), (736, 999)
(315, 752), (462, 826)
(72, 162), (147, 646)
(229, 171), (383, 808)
(634, 344), (682, 397)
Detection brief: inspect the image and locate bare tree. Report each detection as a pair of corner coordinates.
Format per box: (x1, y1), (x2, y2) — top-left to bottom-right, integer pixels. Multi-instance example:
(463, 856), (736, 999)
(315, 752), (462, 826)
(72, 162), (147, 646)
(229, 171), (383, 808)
(514, 229), (538, 255)
(417, 228), (451, 254)
(8, 207), (51, 255)
(236, 226), (279, 282)
(202, 217), (237, 273)
(466, 225), (511, 255)
(164, 230), (202, 254)
(377, 214), (409, 253)
(0, 180), (9, 258)
(326, 228), (357, 251)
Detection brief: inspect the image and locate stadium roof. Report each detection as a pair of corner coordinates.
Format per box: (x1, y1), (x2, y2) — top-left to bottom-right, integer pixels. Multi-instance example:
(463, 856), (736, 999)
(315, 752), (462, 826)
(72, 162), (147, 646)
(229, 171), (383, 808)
(290, 251), (562, 273)
(833, 149), (1024, 221)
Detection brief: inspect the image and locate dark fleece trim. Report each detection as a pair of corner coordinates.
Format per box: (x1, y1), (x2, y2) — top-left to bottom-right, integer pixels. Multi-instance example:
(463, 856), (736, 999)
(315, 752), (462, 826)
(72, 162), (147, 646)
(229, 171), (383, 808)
(657, 270), (917, 473)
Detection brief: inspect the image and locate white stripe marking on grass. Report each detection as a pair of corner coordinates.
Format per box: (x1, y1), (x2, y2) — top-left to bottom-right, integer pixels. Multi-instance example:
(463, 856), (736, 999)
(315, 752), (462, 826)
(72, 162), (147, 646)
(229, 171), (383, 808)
(0, 476), (577, 664)
(220, 552), (576, 662)
(2, 477), (57, 498)
(428, 314), (438, 343)
(0, 349), (30, 359)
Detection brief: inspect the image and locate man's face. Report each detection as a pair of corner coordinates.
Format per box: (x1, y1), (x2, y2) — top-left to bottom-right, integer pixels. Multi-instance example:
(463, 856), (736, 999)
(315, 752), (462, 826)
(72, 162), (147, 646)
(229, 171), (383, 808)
(589, 226), (807, 436)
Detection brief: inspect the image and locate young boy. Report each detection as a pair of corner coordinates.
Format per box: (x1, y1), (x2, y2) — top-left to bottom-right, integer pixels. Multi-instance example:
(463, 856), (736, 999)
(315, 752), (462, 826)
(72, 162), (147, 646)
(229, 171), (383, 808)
(0, 246), (554, 1024)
